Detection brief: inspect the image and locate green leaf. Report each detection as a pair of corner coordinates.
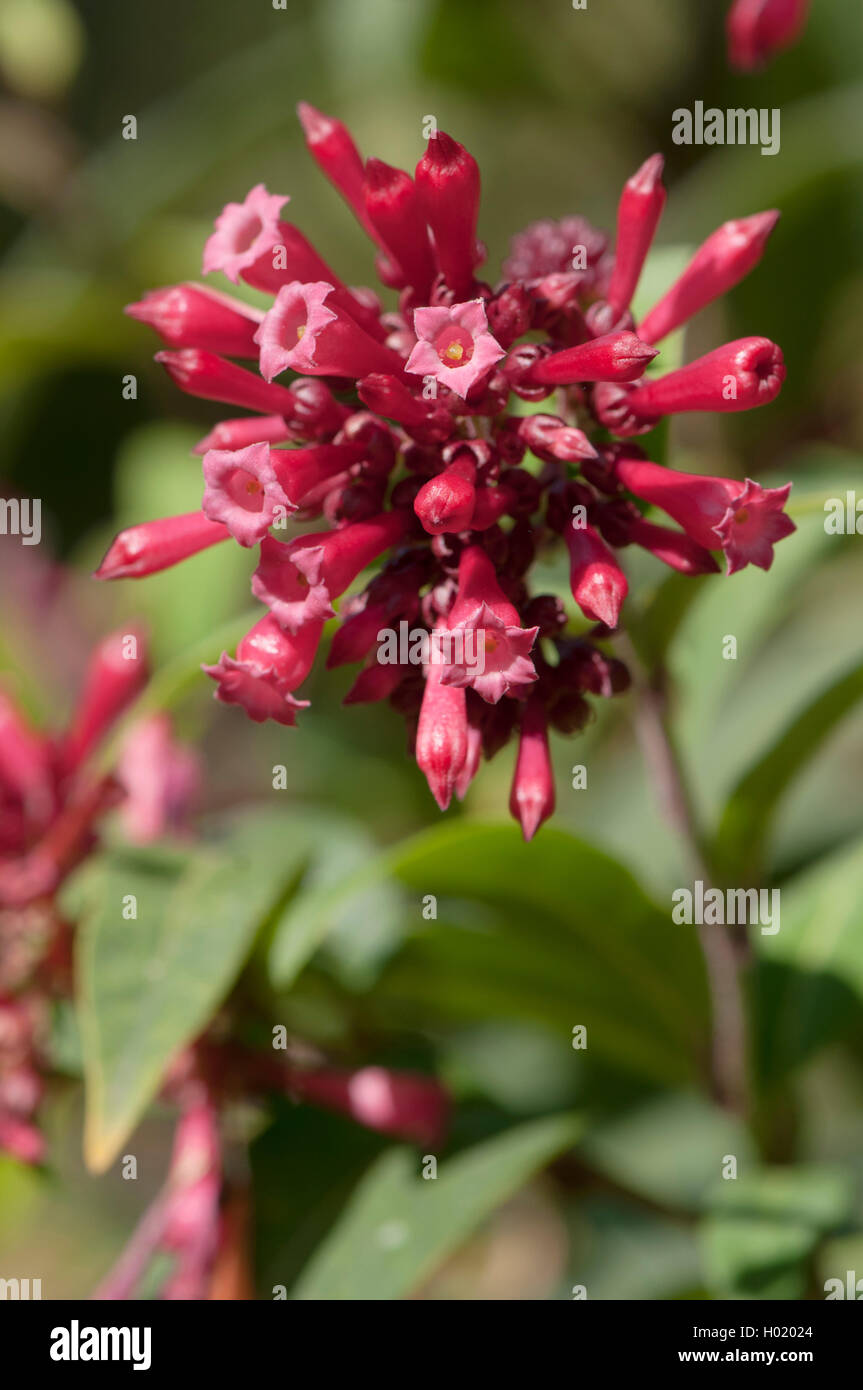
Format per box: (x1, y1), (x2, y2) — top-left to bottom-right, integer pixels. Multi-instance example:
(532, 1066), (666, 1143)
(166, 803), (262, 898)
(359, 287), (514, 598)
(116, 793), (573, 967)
(755, 835), (863, 1084)
(292, 1112), (582, 1300)
(370, 822), (709, 1088)
(715, 658), (863, 881)
(700, 1166), (853, 1300)
(579, 1092), (756, 1213)
(268, 819), (404, 991)
(77, 811), (313, 1171)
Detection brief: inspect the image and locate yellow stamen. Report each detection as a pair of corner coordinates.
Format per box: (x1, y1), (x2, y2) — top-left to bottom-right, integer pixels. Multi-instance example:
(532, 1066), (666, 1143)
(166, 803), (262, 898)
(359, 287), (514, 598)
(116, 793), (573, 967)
(296, 325), (306, 339)
(444, 341), (464, 363)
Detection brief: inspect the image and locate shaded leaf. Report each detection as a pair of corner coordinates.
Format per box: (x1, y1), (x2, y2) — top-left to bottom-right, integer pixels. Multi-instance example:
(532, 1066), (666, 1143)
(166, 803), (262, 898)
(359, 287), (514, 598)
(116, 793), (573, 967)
(292, 1112), (582, 1300)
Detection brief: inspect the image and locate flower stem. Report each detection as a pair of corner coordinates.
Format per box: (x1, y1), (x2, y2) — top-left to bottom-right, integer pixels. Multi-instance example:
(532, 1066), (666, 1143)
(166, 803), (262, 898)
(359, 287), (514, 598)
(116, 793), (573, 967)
(621, 636), (750, 1116)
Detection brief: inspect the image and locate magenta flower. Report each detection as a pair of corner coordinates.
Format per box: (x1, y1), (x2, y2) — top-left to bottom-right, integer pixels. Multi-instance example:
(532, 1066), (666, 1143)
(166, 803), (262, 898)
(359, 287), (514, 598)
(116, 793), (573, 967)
(202, 442), (292, 547)
(615, 455), (795, 574)
(406, 301), (504, 399)
(112, 105), (794, 835)
(202, 183), (288, 284)
(203, 614), (320, 725)
(255, 280), (404, 382)
(440, 547), (539, 704)
(252, 511), (407, 631)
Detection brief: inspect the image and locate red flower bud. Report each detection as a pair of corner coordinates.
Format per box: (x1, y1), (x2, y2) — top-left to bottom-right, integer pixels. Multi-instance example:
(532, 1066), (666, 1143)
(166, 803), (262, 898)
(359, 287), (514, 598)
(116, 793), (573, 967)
(618, 336), (785, 422)
(639, 211), (780, 343)
(415, 131), (481, 298)
(509, 694), (555, 841)
(155, 349), (297, 416)
(606, 154), (666, 316)
(565, 521), (628, 628)
(95, 512), (229, 580)
(126, 283), (263, 357)
(523, 331), (658, 386)
(415, 662), (468, 810)
(363, 158), (436, 300)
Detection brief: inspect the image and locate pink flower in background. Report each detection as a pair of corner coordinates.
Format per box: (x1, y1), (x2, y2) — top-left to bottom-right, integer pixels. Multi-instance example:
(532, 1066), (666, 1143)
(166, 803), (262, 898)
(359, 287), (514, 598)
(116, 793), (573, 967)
(727, 0), (811, 70)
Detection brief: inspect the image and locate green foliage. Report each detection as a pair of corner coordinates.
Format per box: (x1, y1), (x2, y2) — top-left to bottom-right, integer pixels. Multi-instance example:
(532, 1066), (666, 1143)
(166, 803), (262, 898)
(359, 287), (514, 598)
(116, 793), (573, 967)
(292, 1113), (582, 1300)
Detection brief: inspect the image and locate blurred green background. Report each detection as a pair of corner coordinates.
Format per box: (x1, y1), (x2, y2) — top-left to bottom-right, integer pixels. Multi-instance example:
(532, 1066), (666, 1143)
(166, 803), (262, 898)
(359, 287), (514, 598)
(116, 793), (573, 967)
(2, 0), (863, 1300)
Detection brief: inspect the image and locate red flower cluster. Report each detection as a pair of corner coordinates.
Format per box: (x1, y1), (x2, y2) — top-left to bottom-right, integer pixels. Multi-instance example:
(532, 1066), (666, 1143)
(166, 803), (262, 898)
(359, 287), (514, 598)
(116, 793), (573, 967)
(102, 105), (794, 838)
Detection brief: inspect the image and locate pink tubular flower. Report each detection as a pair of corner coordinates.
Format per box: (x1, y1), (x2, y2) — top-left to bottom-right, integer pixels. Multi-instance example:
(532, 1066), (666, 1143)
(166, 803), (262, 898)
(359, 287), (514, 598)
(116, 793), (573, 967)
(239, 221), (385, 339)
(406, 301), (504, 399)
(416, 662), (468, 810)
(614, 455), (795, 573)
(203, 614), (321, 725)
(565, 522), (628, 628)
(287, 1065), (449, 1147)
(639, 211), (780, 344)
(60, 628), (148, 774)
(605, 154), (666, 316)
(96, 512), (229, 580)
(727, 0), (811, 71)
(117, 715), (200, 844)
(202, 442), (291, 546)
(510, 694), (555, 842)
(202, 184), (288, 284)
(125, 283), (263, 357)
(252, 511), (407, 632)
(524, 331), (658, 386)
(440, 546), (538, 703)
(255, 281), (405, 382)
(415, 131), (482, 297)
